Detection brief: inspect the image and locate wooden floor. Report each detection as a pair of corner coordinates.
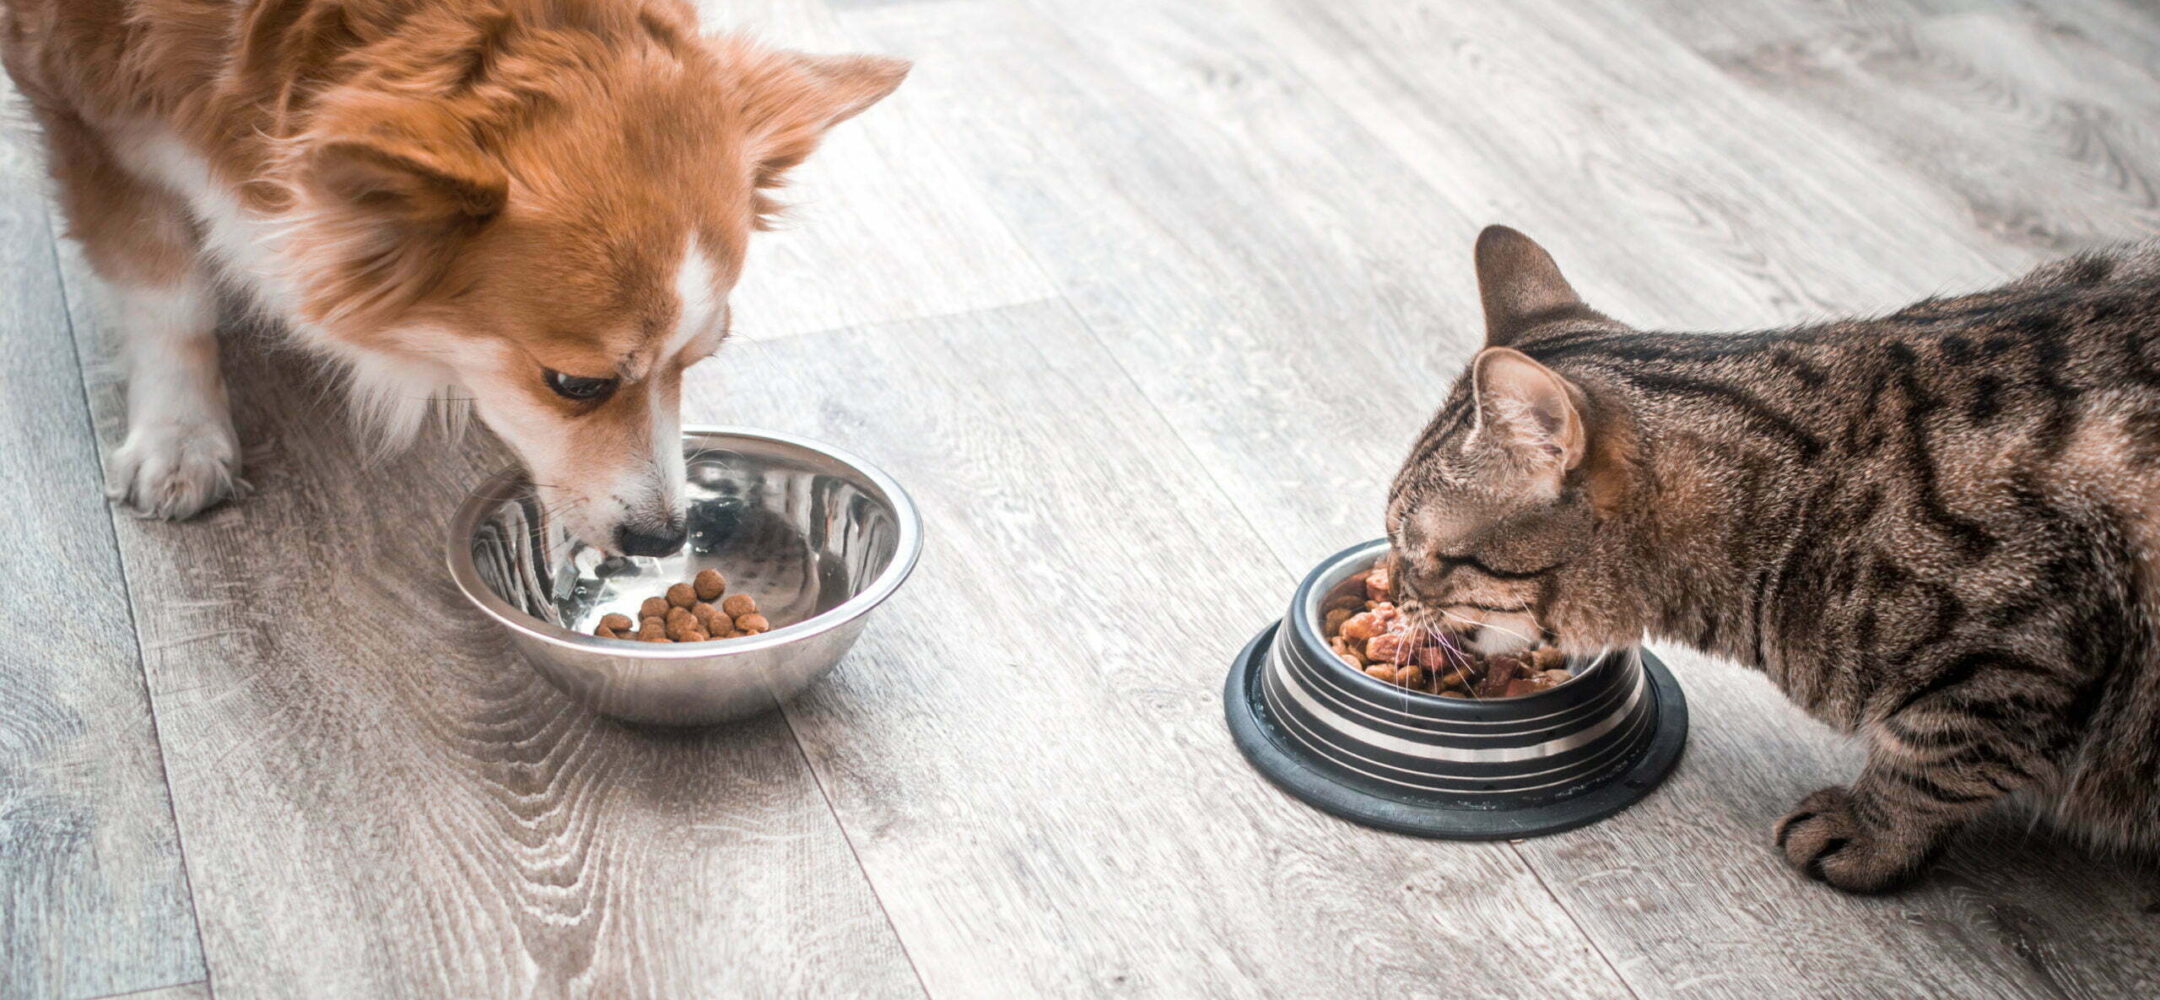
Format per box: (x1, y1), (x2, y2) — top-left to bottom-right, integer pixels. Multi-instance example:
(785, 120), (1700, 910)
(6, 0), (2160, 997)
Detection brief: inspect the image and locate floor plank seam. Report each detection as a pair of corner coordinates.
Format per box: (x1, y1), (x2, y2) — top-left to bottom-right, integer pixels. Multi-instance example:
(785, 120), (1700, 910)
(775, 702), (937, 1000)
(898, 9), (1679, 997)
(868, 126), (1316, 583)
(889, 0), (1434, 584)
(77, 979), (214, 1000)
(1038, 293), (1316, 578)
(1034, 277), (1649, 993)
(1508, 841), (1645, 1000)
(880, 11), (1627, 955)
(736, 294), (1066, 348)
(36, 193), (217, 995)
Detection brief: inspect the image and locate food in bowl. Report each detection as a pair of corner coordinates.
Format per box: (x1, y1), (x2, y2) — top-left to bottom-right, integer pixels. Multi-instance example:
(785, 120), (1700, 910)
(594, 568), (772, 643)
(1322, 563), (1574, 698)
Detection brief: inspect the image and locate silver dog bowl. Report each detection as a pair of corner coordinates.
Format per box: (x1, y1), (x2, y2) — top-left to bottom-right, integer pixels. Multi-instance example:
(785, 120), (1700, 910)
(1225, 539), (1687, 838)
(447, 426), (923, 726)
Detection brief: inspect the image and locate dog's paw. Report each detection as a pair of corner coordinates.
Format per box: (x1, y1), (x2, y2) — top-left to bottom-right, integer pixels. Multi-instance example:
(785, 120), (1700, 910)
(1773, 786), (1920, 894)
(104, 420), (250, 520)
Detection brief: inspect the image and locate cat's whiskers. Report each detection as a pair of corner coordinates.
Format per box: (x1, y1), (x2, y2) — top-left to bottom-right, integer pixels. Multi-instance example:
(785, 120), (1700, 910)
(1420, 620), (1482, 699)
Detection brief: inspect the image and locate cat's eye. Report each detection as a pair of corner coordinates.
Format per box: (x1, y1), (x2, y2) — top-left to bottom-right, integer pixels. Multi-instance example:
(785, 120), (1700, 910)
(1434, 551), (1567, 581)
(545, 369), (618, 401)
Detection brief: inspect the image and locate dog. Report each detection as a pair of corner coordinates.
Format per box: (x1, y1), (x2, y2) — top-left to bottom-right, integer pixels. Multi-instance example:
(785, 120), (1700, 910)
(1, 0), (906, 555)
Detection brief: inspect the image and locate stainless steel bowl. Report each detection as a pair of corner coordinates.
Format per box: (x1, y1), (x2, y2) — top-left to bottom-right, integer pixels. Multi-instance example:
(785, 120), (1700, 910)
(447, 426), (923, 726)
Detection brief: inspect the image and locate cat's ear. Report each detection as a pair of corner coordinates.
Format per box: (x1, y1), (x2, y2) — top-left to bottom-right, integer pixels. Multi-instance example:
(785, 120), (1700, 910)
(1474, 225), (1603, 345)
(1471, 347), (1586, 479)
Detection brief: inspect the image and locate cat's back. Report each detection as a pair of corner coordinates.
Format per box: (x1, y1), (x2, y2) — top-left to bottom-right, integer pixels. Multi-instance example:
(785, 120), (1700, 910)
(1829, 244), (2160, 546)
(1528, 242), (2160, 473)
(2009, 240), (2160, 294)
(1882, 240), (2160, 346)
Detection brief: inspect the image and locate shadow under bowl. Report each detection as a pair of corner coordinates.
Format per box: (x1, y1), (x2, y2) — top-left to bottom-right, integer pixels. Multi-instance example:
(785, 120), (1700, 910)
(448, 426), (923, 726)
(1224, 539), (1687, 839)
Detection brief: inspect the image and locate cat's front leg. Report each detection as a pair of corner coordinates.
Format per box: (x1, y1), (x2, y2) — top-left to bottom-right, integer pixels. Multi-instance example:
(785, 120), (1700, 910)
(1773, 783), (1934, 893)
(1773, 721), (2042, 893)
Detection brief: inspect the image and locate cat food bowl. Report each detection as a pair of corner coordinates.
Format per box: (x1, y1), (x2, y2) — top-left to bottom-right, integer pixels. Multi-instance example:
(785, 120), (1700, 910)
(448, 427), (923, 726)
(1224, 539), (1687, 838)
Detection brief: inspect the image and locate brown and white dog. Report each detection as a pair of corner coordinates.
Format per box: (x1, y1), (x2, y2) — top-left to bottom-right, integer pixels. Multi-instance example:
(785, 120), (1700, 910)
(1, 0), (906, 555)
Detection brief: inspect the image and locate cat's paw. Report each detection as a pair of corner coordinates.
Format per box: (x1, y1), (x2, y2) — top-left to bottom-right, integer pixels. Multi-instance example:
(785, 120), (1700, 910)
(104, 419), (250, 520)
(1773, 786), (1920, 894)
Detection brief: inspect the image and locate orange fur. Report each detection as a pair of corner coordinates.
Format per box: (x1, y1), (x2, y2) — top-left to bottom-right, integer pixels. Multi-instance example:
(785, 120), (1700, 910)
(1, 0), (907, 547)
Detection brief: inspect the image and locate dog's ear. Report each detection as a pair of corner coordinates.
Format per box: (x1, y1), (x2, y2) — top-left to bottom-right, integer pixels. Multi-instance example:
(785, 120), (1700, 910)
(306, 134), (507, 235)
(731, 44), (909, 215)
(295, 117), (507, 328)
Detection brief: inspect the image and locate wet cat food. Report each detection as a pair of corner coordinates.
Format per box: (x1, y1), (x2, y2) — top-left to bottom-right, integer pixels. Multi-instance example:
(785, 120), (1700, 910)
(1322, 567), (1574, 698)
(595, 578), (771, 643)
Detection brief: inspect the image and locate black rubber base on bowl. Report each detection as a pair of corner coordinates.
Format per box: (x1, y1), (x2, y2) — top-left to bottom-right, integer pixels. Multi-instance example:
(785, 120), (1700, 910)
(1224, 622), (1689, 840)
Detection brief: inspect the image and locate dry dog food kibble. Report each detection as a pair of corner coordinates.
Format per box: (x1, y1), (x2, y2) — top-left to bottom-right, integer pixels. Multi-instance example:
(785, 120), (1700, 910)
(1322, 564), (1575, 698)
(694, 568), (727, 602)
(596, 573), (774, 644)
(664, 606), (698, 641)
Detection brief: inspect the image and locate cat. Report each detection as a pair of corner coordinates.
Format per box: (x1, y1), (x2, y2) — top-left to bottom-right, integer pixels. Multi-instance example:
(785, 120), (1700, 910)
(1385, 225), (2160, 892)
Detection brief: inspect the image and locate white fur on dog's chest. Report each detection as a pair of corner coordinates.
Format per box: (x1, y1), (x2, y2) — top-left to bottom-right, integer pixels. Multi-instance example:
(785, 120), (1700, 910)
(113, 122), (471, 447)
(118, 123), (310, 326)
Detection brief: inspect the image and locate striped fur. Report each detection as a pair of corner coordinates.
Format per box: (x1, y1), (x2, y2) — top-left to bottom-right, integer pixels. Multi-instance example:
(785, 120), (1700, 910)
(1386, 226), (2160, 892)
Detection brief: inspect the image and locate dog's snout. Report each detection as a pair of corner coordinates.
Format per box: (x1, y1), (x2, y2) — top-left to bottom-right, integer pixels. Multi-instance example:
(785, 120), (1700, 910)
(614, 520), (687, 557)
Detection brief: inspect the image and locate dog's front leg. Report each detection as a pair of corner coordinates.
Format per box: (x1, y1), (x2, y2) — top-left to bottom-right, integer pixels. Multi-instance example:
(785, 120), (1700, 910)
(38, 113), (249, 519)
(103, 268), (246, 519)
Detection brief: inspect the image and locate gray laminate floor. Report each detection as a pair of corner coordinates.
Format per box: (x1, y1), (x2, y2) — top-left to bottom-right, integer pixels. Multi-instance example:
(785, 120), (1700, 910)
(6, 1), (2159, 998)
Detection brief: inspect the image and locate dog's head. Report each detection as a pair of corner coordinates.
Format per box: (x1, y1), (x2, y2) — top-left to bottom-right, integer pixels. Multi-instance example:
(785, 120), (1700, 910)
(285, 8), (905, 555)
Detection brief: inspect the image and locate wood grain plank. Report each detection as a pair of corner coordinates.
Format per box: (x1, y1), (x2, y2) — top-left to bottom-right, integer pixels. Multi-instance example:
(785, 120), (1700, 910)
(697, 299), (1636, 1000)
(1705, 7), (2160, 254)
(1219, 0), (2038, 330)
(51, 263), (924, 999)
(840, 0), (1492, 580)
(0, 107), (207, 1000)
(666, 0), (1058, 342)
(838, 0), (2160, 997)
(1622, 0), (1996, 54)
(88, 982), (212, 1000)
(2003, 0), (2160, 72)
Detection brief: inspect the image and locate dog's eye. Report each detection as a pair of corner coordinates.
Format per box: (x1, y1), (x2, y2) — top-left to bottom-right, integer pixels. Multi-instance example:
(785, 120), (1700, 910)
(545, 369), (617, 401)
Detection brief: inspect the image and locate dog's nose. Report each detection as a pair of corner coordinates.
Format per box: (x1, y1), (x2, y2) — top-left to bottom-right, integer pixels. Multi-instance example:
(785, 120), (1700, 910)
(614, 521), (687, 557)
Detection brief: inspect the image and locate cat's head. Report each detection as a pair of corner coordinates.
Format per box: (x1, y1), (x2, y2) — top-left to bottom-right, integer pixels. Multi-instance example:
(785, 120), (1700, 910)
(1385, 226), (1639, 655)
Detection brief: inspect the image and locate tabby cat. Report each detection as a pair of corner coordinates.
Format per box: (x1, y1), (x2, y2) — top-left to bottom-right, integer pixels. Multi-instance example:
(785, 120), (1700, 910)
(1386, 226), (2160, 892)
